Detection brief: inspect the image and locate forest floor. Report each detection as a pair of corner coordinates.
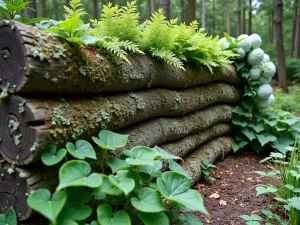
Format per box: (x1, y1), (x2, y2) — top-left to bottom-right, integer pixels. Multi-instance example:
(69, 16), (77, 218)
(193, 150), (286, 225)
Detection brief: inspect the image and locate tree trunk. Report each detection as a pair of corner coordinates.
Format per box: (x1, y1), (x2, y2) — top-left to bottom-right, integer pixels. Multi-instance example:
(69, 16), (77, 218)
(242, 5), (246, 33)
(226, 0), (231, 35)
(212, 0), (215, 34)
(248, 0), (252, 34)
(149, 0), (155, 18)
(275, 0), (288, 92)
(27, 0), (37, 18)
(271, 9), (275, 43)
(41, 0), (47, 17)
(291, 0), (297, 57)
(294, 0), (300, 58)
(160, 0), (170, 20)
(188, 0), (196, 23)
(237, 0), (241, 36)
(181, 0), (185, 22)
(182, 136), (234, 185)
(0, 85), (241, 165)
(202, 0), (206, 28)
(92, 0), (99, 19)
(52, 0), (59, 20)
(0, 21), (243, 94)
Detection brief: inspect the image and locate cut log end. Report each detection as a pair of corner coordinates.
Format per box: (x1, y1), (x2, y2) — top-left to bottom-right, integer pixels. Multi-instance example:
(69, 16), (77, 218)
(0, 20), (27, 92)
(0, 96), (47, 165)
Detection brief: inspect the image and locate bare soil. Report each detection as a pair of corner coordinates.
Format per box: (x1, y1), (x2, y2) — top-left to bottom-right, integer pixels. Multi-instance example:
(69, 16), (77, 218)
(194, 150), (285, 225)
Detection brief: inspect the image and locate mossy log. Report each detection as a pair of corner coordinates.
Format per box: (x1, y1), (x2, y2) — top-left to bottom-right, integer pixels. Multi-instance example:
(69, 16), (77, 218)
(118, 104), (234, 152)
(0, 83), (240, 165)
(160, 123), (236, 157)
(0, 162), (58, 221)
(181, 136), (234, 185)
(0, 20), (244, 94)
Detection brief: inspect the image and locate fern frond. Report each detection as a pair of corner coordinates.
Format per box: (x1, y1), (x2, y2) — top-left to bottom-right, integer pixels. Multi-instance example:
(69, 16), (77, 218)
(64, 0), (86, 19)
(118, 40), (144, 55)
(151, 48), (185, 70)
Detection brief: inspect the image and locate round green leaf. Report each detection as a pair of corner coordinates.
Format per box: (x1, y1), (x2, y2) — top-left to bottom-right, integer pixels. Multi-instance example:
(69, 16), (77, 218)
(131, 187), (166, 213)
(59, 187), (92, 221)
(139, 212), (169, 225)
(140, 160), (162, 178)
(51, 219), (78, 225)
(108, 158), (130, 173)
(0, 207), (17, 225)
(57, 160), (102, 191)
(108, 171), (135, 195)
(94, 175), (122, 197)
(41, 145), (67, 166)
(157, 172), (208, 215)
(27, 189), (67, 224)
(66, 140), (96, 160)
(126, 146), (158, 166)
(152, 146), (182, 160)
(92, 130), (128, 150)
(97, 204), (131, 225)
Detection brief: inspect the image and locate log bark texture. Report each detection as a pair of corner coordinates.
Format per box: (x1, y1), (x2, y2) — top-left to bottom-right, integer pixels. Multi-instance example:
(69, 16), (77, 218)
(0, 83), (241, 165)
(0, 20), (244, 94)
(118, 104), (234, 153)
(0, 161), (58, 221)
(181, 136), (234, 185)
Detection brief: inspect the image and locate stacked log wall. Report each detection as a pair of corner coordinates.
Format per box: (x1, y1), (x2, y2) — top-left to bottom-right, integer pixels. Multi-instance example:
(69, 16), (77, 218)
(0, 20), (243, 222)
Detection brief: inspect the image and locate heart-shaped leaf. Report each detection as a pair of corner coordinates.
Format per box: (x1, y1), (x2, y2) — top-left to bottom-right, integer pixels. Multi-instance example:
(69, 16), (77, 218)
(92, 130), (128, 150)
(256, 134), (277, 147)
(0, 207), (17, 225)
(41, 145), (67, 166)
(94, 175), (122, 198)
(97, 204), (130, 225)
(288, 197), (300, 210)
(139, 212), (169, 225)
(131, 187), (166, 213)
(140, 160), (162, 178)
(51, 219), (78, 225)
(157, 172), (208, 215)
(176, 213), (203, 225)
(57, 160), (102, 191)
(66, 140), (96, 160)
(168, 160), (191, 179)
(152, 146), (182, 160)
(108, 158), (130, 173)
(126, 146), (158, 166)
(109, 171), (135, 195)
(27, 189), (67, 224)
(255, 186), (277, 195)
(59, 187), (92, 221)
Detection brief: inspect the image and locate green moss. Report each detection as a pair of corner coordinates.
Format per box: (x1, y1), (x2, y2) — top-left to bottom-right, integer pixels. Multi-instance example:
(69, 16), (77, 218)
(51, 105), (71, 126)
(159, 90), (169, 104)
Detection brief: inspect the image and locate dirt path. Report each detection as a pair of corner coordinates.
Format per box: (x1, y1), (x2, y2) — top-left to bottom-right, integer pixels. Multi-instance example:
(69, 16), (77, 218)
(194, 150), (280, 225)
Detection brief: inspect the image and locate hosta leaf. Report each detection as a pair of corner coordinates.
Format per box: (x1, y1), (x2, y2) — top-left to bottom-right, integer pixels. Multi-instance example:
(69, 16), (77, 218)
(92, 130), (128, 150)
(57, 160), (102, 191)
(152, 146), (182, 160)
(168, 160), (191, 179)
(94, 175), (122, 197)
(157, 172), (208, 214)
(80, 36), (101, 45)
(126, 146), (158, 166)
(139, 212), (169, 225)
(131, 187), (166, 213)
(97, 204), (130, 225)
(0, 207), (17, 225)
(66, 140), (96, 160)
(288, 197), (300, 210)
(256, 134), (277, 147)
(109, 171), (135, 195)
(27, 189), (66, 224)
(108, 158), (130, 173)
(241, 128), (256, 141)
(41, 145), (67, 166)
(59, 187), (92, 221)
(270, 135), (294, 154)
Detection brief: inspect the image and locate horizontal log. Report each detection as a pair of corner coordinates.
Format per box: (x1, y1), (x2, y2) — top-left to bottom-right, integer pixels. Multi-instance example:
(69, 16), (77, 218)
(160, 123), (236, 157)
(0, 162), (57, 221)
(181, 136), (234, 185)
(0, 20), (244, 94)
(0, 83), (240, 165)
(118, 104), (234, 153)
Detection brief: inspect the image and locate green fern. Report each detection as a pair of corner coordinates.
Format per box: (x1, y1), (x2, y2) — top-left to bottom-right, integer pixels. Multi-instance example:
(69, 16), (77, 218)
(151, 48), (185, 70)
(64, 0), (86, 19)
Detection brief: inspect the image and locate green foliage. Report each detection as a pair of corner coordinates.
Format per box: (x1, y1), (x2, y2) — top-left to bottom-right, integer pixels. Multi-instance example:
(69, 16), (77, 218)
(273, 86), (300, 112)
(0, 0), (46, 24)
(27, 130), (207, 225)
(285, 58), (300, 82)
(240, 214), (262, 225)
(0, 207), (17, 225)
(200, 159), (216, 181)
(254, 147), (300, 225)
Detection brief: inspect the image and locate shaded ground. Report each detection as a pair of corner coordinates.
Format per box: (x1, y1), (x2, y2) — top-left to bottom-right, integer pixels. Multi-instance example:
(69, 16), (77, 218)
(193, 150), (285, 225)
